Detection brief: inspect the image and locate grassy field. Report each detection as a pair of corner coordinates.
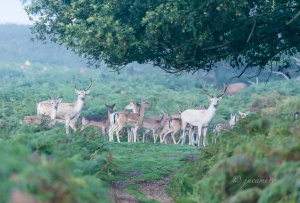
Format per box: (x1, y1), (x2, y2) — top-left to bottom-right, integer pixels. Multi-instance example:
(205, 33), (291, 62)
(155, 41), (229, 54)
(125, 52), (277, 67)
(1, 62), (300, 202)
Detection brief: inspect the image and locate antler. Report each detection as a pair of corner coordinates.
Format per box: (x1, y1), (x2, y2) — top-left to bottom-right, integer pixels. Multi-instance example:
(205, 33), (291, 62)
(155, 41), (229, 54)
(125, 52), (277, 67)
(202, 83), (214, 98)
(217, 83), (228, 98)
(73, 77), (80, 91)
(84, 78), (93, 91)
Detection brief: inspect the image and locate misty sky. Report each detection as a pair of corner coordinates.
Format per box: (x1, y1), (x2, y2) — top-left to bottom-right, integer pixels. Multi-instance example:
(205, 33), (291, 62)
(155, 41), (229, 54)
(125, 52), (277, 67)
(0, 0), (32, 25)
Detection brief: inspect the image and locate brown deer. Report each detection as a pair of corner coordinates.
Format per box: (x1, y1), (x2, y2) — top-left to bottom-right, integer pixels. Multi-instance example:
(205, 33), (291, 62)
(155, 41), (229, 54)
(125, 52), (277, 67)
(141, 110), (172, 143)
(225, 83), (247, 95)
(125, 101), (177, 143)
(108, 100), (151, 142)
(37, 78), (92, 134)
(180, 84), (227, 146)
(80, 104), (115, 137)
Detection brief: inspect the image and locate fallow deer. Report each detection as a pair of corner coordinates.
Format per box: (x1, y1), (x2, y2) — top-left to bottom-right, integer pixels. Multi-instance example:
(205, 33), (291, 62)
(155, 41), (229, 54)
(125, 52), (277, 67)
(37, 78), (92, 134)
(158, 105), (207, 144)
(213, 111), (250, 143)
(124, 101), (142, 142)
(124, 101), (178, 143)
(225, 83), (247, 95)
(108, 100), (151, 142)
(161, 118), (182, 144)
(180, 84), (227, 146)
(24, 99), (61, 125)
(141, 110), (172, 143)
(80, 104), (115, 137)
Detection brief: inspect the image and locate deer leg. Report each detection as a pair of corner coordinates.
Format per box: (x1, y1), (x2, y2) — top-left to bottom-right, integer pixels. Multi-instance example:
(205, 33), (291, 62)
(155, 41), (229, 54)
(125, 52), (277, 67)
(188, 128), (194, 146)
(133, 126), (139, 142)
(161, 129), (171, 144)
(171, 131), (176, 144)
(115, 128), (121, 143)
(179, 121), (187, 145)
(202, 127), (208, 146)
(80, 125), (86, 132)
(197, 126), (203, 146)
(108, 124), (117, 142)
(65, 118), (71, 134)
(69, 120), (77, 132)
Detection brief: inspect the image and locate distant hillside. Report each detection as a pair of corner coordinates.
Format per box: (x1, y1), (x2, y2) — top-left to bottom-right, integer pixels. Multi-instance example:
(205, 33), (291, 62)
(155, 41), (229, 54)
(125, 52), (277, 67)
(0, 24), (85, 67)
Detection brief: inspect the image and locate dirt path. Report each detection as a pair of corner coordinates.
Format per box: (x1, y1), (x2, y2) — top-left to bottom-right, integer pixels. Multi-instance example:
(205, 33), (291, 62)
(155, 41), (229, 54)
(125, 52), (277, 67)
(109, 176), (173, 203)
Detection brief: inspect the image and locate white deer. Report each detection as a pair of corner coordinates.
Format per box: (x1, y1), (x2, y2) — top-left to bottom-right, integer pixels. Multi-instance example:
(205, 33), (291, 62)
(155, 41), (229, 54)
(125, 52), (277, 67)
(24, 98), (61, 125)
(108, 100), (150, 142)
(37, 78), (92, 134)
(80, 104), (115, 137)
(180, 84), (227, 146)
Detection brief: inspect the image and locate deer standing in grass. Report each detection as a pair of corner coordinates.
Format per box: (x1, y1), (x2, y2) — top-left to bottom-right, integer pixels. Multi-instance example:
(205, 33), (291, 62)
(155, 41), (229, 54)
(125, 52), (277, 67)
(37, 78), (92, 134)
(124, 101), (142, 142)
(162, 104), (208, 145)
(141, 110), (172, 143)
(124, 101), (174, 143)
(109, 100), (150, 142)
(80, 104), (115, 137)
(24, 98), (61, 125)
(180, 84), (227, 146)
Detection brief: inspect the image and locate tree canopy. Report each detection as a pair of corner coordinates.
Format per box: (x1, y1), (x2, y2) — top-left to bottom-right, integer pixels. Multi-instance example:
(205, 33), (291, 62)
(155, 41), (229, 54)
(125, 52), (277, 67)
(25, 0), (300, 76)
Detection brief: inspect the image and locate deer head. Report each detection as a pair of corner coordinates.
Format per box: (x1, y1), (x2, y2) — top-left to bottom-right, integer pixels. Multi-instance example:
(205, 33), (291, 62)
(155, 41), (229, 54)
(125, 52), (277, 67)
(238, 111), (250, 118)
(203, 83), (228, 108)
(73, 78), (92, 100)
(48, 98), (62, 110)
(105, 103), (116, 114)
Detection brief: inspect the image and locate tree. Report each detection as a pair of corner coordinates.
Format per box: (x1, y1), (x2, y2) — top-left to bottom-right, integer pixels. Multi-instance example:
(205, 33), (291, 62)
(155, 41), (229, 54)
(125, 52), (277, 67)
(25, 0), (300, 76)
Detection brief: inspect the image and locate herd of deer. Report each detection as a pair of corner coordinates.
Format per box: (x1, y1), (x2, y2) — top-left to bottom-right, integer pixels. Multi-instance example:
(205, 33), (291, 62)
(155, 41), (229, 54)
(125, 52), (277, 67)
(23, 79), (251, 146)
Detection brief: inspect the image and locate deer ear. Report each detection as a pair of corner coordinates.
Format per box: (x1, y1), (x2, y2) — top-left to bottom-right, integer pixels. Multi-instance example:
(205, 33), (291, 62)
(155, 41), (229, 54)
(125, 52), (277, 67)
(74, 88), (80, 94)
(218, 97), (222, 101)
(85, 90), (91, 94)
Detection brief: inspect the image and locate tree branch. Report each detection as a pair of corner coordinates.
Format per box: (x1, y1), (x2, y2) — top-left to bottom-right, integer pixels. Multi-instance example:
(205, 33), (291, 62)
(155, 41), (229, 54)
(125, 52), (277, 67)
(286, 10), (300, 25)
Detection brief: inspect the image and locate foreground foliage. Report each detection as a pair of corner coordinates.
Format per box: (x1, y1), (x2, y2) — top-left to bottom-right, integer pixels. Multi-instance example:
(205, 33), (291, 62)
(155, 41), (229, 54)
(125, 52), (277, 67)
(170, 115), (300, 202)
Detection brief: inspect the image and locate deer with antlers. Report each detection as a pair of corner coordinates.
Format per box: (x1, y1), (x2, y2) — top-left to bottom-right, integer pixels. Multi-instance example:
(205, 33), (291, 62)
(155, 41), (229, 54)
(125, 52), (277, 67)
(24, 98), (61, 125)
(180, 84), (227, 146)
(80, 104), (115, 137)
(108, 100), (151, 142)
(37, 78), (92, 134)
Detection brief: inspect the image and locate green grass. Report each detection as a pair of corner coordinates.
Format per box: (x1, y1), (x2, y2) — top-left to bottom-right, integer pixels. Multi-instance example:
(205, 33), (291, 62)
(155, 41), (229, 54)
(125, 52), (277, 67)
(100, 142), (199, 181)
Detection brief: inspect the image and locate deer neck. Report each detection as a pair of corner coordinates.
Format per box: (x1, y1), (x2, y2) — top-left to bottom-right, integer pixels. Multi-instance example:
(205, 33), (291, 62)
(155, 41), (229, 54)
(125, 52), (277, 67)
(206, 102), (218, 120)
(74, 96), (85, 112)
(51, 108), (57, 120)
(139, 104), (146, 118)
(133, 106), (139, 114)
(159, 115), (168, 128)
